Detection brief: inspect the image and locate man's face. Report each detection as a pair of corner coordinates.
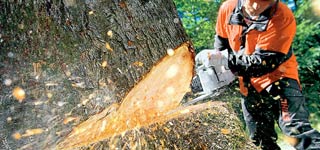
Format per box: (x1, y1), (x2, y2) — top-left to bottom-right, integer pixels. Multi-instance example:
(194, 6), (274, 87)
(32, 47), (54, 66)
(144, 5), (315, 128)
(243, 0), (274, 17)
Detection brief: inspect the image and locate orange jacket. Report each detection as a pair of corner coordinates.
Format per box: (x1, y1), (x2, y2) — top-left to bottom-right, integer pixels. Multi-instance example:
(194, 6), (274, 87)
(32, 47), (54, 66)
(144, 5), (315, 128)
(215, 0), (299, 96)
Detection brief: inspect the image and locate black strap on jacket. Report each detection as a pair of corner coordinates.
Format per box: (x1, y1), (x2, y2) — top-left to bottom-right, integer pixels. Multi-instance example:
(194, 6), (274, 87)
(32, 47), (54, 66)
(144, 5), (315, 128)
(226, 0), (293, 78)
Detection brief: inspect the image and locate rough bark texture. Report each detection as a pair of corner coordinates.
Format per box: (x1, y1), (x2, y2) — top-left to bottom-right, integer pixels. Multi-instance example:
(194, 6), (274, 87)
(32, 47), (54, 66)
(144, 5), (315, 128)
(1, 0), (188, 102)
(0, 0), (257, 150)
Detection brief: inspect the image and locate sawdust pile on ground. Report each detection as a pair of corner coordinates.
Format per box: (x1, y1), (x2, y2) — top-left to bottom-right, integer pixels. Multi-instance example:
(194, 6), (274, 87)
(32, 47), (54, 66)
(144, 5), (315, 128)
(75, 101), (259, 150)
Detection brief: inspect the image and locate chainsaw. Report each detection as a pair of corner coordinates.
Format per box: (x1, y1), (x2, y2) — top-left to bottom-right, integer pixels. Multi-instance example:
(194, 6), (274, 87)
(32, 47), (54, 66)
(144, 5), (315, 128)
(183, 49), (235, 106)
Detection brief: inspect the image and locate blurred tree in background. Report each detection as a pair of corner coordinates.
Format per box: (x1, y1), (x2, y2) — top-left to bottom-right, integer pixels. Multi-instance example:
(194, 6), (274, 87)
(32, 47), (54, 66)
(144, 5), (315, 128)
(174, 0), (222, 52)
(292, 0), (320, 129)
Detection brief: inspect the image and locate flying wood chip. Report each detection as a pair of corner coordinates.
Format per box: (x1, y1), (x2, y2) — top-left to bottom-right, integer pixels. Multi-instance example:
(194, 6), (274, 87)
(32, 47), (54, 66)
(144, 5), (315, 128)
(12, 87), (26, 102)
(57, 43), (194, 149)
(105, 42), (113, 51)
(133, 61), (144, 67)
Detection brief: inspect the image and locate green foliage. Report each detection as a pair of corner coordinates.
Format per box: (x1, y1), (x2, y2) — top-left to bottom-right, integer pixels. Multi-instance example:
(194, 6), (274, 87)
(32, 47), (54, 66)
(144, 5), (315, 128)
(173, 0), (222, 52)
(293, 1), (320, 55)
(292, 1), (320, 128)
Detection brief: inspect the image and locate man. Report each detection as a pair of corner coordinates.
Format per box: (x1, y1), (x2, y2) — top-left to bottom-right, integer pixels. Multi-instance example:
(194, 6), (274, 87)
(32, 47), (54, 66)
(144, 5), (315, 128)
(213, 0), (320, 149)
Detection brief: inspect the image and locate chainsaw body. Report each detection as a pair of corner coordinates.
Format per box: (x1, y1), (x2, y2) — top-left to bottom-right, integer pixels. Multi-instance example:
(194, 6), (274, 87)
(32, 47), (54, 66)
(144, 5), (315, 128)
(188, 49), (235, 105)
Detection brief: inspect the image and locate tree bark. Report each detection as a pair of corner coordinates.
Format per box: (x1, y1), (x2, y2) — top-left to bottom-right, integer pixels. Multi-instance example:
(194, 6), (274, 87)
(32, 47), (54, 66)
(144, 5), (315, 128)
(0, 0), (188, 149)
(1, 0), (188, 101)
(0, 0), (257, 150)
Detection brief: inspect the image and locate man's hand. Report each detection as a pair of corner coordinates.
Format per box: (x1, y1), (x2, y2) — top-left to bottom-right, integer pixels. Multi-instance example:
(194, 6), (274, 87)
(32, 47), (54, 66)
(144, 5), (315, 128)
(227, 48), (289, 77)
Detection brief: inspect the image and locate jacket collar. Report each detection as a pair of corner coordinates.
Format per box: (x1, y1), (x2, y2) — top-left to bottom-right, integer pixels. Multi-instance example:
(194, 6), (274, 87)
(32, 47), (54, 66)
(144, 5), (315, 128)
(229, 0), (278, 32)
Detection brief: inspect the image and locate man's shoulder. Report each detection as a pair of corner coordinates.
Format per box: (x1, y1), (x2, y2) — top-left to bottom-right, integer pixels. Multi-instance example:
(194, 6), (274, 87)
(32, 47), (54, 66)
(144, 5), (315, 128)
(219, 0), (238, 13)
(269, 1), (296, 28)
(274, 2), (295, 19)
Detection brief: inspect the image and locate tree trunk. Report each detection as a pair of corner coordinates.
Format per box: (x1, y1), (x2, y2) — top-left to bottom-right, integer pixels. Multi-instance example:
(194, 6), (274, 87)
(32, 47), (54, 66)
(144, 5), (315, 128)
(1, 0), (188, 100)
(0, 0), (257, 150)
(0, 0), (188, 149)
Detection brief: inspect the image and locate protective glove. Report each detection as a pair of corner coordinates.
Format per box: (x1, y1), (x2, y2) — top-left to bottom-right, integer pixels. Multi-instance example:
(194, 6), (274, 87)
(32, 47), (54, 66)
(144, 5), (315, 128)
(228, 48), (288, 77)
(228, 50), (245, 76)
